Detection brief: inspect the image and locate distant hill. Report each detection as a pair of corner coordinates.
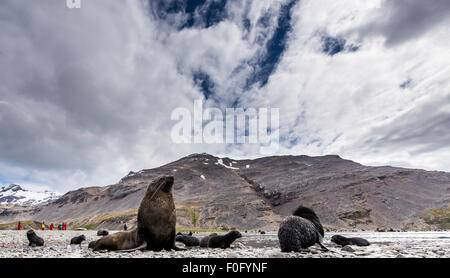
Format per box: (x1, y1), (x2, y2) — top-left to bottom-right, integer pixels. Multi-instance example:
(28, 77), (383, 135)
(0, 154), (449, 231)
(0, 184), (60, 207)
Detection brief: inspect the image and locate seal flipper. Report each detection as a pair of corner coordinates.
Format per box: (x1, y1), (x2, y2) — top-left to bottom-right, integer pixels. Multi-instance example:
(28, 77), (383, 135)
(172, 245), (186, 251)
(318, 242), (329, 252)
(117, 242), (147, 253)
(317, 235), (329, 252)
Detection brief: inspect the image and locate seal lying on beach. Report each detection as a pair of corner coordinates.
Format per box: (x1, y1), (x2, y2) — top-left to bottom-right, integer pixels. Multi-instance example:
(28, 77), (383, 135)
(200, 233), (218, 247)
(26, 230), (44, 247)
(331, 235), (370, 247)
(278, 206), (328, 252)
(70, 235), (86, 245)
(93, 228), (145, 252)
(94, 176), (180, 252)
(175, 234), (200, 247)
(97, 230), (109, 236)
(207, 231), (242, 249)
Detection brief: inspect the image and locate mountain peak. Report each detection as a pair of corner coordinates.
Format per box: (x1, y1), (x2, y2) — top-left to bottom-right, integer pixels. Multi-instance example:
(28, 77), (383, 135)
(1, 184), (24, 193)
(0, 184), (61, 207)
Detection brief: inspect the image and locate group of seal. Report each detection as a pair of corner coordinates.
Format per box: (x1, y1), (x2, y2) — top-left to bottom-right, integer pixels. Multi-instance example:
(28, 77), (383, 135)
(176, 231), (242, 249)
(23, 176), (370, 254)
(278, 206), (371, 252)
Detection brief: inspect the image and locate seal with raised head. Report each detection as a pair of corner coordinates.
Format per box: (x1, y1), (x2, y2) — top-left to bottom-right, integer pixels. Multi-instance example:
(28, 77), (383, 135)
(331, 235), (370, 247)
(278, 206), (328, 252)
(137, 175), (179, 251)
(93, 176), (179, 252)
(207, 231), (242, 249)
(70, 235), (86, 245)
(26, 230), (44, 247)
(200, 233), (217, 248)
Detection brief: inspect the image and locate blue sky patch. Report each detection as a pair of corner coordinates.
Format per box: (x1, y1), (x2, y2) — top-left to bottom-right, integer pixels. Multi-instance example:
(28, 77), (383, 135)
(151, 0), (228, 29)
(193, 71), (215, 100)
(246, 0), (299, 89)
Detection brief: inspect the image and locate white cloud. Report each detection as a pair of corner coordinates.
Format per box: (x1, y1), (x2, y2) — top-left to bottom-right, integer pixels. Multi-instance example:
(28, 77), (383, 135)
(0, 0), (449, 193)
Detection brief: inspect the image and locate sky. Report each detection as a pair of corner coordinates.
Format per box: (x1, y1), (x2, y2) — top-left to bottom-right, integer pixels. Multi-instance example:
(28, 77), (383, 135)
(0, 0), (449, 193)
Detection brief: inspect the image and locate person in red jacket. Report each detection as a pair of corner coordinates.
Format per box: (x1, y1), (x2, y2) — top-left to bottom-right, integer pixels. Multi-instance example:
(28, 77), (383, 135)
(17, 221), (21, 230)
(50, 223), (54, 231)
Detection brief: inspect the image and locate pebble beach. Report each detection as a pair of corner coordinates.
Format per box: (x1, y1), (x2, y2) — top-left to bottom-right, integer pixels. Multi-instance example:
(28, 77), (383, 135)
(0, 230), (448, 258)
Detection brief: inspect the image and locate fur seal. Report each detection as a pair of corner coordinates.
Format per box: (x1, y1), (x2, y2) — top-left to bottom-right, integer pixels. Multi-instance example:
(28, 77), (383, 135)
(278, 206), (328, 252)
(88, 240), (97, 249)
(93, 228), (145, 252)
(200, 233), (218, 247)
(176, 234), (200, 247)
(94, 176), (180, 252)
(97, 230), (109, 236)
(137, 175), (180, 251)
(26, 230), (44, 247)
(70, 235), (86, 245)
(331, 235), (370, 247)
(207, 231), (242, 249)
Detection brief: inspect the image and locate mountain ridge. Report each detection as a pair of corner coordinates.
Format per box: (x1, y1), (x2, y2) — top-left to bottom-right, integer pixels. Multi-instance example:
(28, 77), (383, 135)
(0, 153), (448, 231)
(0, 184), (61, 207)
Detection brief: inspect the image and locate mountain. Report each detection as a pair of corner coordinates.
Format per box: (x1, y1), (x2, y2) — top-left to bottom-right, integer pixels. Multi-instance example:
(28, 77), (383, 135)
(0, 184), (61, 207)
(0, 154), (449, 231)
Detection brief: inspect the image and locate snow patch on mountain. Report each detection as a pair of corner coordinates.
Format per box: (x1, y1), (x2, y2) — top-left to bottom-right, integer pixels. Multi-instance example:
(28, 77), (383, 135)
(0, 184), (61, 206)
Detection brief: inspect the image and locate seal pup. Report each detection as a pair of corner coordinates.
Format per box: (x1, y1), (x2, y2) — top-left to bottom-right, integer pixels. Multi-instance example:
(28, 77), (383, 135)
(176, 234), (200, 247)
(26, 230), (44, 247)
(207, 231), (242, 249)
(137, 175), (180, 251)
(278, 206), (328, 252)
(97, 230), (109, 236)
(331, 235), (370, 247)
(70, 235), (86, 245)
(200, 233), (218, 247)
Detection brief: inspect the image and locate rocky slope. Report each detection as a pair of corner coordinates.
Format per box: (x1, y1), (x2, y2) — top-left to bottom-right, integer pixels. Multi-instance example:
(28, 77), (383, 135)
(0, 154), (449, 230)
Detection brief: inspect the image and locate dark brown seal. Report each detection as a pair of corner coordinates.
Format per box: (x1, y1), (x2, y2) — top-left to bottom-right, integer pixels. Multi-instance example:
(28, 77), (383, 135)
(26, 230), (44, 247)
(137, 175), (179, 251)
(208, 231), (242, 249)
(200, 233), (218, 247)
(93, 176), (179, 252)
(93, 228), (145, 252)
(70, 235), (86, 245)
(331, 235), (370, 246)
(278, 206), (328, 252)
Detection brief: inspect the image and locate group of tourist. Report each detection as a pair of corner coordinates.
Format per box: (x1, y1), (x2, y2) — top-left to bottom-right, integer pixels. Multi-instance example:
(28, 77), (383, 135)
(17, 221), (68, 231)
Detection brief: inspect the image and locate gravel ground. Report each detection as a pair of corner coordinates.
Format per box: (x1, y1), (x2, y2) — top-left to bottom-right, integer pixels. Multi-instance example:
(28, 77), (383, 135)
(0, 230), (448, 258)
